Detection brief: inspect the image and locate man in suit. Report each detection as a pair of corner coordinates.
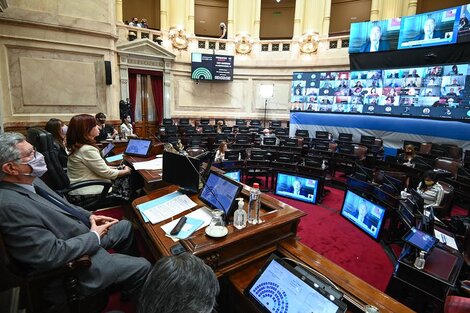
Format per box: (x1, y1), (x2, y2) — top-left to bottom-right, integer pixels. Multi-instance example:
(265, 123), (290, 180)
(415, 16), (444, 40)
(0, 132), (151, 309)
(289, 179), (308, 198)
(360, 24), (390, 53)
(353, 200), (375, 230)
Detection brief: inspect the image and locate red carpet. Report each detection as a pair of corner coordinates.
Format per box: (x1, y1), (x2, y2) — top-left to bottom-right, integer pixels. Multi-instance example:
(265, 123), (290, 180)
(100, 186), (469, 312)
(270, 187), (394, 292)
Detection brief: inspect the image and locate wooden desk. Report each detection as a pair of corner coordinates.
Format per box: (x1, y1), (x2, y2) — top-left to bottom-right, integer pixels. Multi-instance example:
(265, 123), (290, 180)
(123, 143), (166, 193)
(132, 184), (306, 276)
(228, 238), (414, 313)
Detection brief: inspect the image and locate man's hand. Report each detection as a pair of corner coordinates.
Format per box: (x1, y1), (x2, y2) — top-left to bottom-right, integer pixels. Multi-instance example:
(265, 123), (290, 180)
(90, 215), (119, 238)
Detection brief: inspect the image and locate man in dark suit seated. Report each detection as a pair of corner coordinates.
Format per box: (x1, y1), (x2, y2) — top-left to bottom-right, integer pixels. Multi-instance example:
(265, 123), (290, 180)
(414, 16), (444, 40)
(0, 132), (151, 309)
(289, 179), (309, 197)
(360, 24), (390, 53)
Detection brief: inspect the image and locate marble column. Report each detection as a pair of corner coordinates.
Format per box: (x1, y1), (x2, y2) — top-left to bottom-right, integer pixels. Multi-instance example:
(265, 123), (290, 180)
(228, 0), (234, 38)
(293, 0), (305, 38)
(322, 0), (332, 36)
(187, 0), (195, 35)
(370, 0), (381, 21)
(115, 0), (123, 23)
(233, 0), (258, 36)
(169, 0), (187, 29)
(160, 0), (168, 31)
(405, 0), (418, 16)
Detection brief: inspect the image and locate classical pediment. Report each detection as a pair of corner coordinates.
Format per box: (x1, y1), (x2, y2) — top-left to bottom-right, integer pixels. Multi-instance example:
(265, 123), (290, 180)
(117, 39), (175, 60)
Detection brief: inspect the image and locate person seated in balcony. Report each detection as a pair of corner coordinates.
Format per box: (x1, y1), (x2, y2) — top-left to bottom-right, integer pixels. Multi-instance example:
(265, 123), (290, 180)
(129, 17), (141, 27)
(67, 114), (132, 202)
(45, 118), (68, 169)
(416, 170), (444, 210)
(140, 18), (148, 28)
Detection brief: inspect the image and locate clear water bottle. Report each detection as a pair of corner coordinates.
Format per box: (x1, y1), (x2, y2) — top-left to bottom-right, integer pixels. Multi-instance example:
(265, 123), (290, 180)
(247, 183), (261, 224)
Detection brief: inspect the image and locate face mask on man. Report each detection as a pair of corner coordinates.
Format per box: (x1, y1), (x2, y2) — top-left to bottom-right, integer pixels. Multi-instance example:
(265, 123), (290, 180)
(19, 151), (48, 177)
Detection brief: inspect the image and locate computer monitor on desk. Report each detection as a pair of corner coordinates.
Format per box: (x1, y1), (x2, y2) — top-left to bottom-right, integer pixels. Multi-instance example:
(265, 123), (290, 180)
(162, 151), (201, 194)
(199, 171), (242, 221)
(341, 189), (387, 240)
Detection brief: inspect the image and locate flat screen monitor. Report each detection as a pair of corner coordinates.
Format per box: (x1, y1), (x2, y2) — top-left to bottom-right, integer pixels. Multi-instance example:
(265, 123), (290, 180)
(199, 171), (242, 220)
(340, 189), (387, 240)
(346, 176), (374, 195)
(124, 139), (152, 157)
(245, 255), (347, 313)
(398, 7), (460, 50)
(409, 188), (425, 213)
(274, 172), (319, 204)
(225, 149), (241, 161)
(101, 143), (114, 158)
(191, 53), (234, 81)
(162, 151), (201, 194)
(349, 19), (401, 54)
(402, 227), (439, 253)
(224, 169), (241, 182)
(283, 138), (298, 147)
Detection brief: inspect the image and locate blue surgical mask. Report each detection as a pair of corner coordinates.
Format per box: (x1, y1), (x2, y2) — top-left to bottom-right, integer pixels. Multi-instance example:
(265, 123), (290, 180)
(19, 151), (48, 177)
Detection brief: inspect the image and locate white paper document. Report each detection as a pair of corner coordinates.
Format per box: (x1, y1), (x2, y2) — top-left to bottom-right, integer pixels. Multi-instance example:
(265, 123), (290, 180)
(434, 229), (458, 250)
(161, 206), (213, 241)
(132, 157), (163, 170)
(141, 194), (197, 224)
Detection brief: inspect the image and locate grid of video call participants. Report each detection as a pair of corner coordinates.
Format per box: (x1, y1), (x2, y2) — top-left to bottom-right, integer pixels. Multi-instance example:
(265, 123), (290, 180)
(290, 63), (470, 120)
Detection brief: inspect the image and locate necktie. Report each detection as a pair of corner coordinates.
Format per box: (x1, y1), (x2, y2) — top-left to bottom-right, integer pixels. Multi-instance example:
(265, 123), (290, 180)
(35, 186), (91, 228)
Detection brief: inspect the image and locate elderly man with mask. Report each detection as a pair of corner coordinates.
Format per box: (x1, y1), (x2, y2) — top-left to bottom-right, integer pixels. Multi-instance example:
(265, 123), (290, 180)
(0, 132), (150, 310)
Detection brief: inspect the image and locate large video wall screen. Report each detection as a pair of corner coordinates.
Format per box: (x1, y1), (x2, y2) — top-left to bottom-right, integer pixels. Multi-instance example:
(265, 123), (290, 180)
(349, 4), (470, 54)
(290, 63), (470, 120)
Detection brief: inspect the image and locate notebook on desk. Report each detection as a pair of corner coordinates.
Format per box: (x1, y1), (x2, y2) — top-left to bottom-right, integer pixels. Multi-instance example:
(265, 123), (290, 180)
(245, 255), (347, 313)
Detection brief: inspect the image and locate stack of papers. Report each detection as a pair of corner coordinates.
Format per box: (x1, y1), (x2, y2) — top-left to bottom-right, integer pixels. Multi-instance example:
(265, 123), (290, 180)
(136, 191), (197, 223)
(133, 157), (163, 170)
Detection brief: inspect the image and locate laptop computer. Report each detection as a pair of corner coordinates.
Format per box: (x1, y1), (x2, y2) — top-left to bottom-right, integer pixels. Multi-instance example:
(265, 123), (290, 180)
(245, 254), (347, 313)
(124, 138), (153, 157)
(101, 143), (115, 158)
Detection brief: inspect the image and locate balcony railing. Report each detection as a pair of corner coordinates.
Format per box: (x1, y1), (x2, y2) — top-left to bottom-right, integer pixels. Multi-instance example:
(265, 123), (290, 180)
(117, 25), (349, 54)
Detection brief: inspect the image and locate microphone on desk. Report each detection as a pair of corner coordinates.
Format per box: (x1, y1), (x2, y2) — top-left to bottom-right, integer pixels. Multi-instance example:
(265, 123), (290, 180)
(180, 150), (226, 213)
(412, 156), (434, 170)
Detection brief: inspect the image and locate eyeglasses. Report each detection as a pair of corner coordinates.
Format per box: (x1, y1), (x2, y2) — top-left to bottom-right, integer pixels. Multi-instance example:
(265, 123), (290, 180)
(9, 148), (36, 163)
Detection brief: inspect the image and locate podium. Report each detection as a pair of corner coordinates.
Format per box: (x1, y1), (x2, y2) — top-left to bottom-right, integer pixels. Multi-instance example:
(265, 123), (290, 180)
(387, 245), (463, 312)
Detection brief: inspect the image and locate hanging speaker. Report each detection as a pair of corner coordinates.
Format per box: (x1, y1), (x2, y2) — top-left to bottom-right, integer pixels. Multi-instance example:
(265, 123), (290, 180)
(104, 61), (112, 85)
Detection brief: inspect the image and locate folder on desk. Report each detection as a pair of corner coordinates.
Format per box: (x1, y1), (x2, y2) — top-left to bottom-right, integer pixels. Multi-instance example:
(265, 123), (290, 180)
(162, 216), (205, 240)
(136, 191), (197, 223)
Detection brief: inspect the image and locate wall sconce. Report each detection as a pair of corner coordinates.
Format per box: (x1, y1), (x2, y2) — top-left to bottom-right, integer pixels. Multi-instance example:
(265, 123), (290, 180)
(299, 32), (320, 54)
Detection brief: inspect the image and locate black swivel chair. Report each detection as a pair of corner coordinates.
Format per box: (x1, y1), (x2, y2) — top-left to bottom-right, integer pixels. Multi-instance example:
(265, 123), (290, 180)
(0, 232), (108, 313)
(162, 118), (173, 126)
(26, 128), (116, 211)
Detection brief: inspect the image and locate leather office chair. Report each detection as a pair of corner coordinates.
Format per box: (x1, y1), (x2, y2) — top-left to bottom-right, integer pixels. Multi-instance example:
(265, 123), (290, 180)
(186, 147), (206, 158)
(433, 181), (455, 218)
(0, 232), (107, 313)
(444, 296), (470, 313)
(435, 157), (461, 179)
(419, 142), (433, 154)
(353, 144), (368, 162)
(26, 128), (114, 211)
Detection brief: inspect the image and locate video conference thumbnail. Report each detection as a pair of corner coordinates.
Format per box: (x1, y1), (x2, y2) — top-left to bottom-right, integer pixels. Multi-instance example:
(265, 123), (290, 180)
(290, 62), (470, 120)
